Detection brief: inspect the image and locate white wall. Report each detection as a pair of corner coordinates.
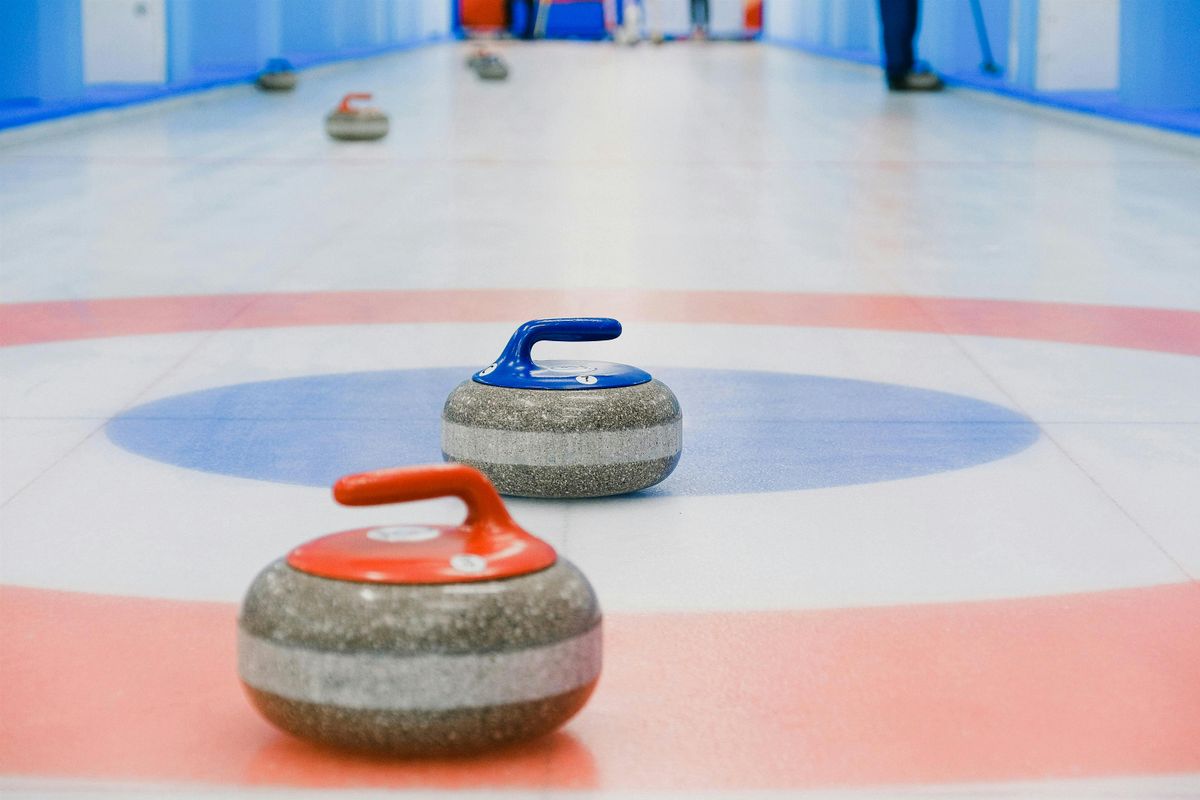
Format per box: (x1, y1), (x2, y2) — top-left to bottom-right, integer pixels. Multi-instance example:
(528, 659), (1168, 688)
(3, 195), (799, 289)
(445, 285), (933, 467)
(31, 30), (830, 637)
(644, 0), (692, 35)
(419, 0), (452, 38)
(643, 0), (745, 36)
(83, 0), (166, 84)
(1035, 0), (1120, 91)
(709, 0), (746, 36)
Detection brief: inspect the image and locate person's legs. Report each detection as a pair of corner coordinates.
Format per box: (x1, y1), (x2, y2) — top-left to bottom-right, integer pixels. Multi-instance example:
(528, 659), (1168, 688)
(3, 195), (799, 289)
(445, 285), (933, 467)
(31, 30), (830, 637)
(522, 0), (537, 38)
(878, 0), (916, 81)
(904, 0), (920, 56)
(878, 0), (942, 90)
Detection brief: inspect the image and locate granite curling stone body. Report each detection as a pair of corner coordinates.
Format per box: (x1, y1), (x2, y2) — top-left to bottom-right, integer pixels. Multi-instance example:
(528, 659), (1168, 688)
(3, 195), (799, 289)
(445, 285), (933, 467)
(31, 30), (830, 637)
(474, 54), (509, 81)
(465, 45), (489, 69)
(238, 464), (601, 754)
(256, 58), (297, 91)
(442, 317), (682, 498)
(325, 92), (389, 141)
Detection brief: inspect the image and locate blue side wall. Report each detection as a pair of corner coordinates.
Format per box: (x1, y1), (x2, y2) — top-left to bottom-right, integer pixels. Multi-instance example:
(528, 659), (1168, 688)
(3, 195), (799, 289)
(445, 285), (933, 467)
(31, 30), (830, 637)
(1119, 0), (1200, 110)
(765, 0), (1200, 136)
(167, 0), (444, 82)
(0, 0), (85, 102)
(0, 0), (451, 131)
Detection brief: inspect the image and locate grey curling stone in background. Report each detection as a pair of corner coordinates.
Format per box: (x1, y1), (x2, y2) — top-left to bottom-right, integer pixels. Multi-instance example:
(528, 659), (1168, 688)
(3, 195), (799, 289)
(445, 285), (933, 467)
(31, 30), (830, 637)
(256, 58), (297, 91)
(474, 54), (509, 81)
(466, 45), (489, 69)
(238, 463), (601, 755)
(325, 92), (389, 141)
(442, 317), (682, 498)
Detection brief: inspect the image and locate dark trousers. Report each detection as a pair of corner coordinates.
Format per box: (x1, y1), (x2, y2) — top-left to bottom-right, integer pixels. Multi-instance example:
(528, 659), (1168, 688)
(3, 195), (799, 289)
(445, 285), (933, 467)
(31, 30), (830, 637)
(507, 0), (536, 39)
(691, 0), (710, 28)
(878, 0), (918, 79)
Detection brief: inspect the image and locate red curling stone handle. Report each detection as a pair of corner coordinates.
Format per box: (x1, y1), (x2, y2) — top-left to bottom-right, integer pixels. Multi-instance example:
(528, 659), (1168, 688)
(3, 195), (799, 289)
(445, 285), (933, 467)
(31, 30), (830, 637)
(334, 463), (516, 533)
(337, 92), (373, 114)
(291, 464), (554, 584)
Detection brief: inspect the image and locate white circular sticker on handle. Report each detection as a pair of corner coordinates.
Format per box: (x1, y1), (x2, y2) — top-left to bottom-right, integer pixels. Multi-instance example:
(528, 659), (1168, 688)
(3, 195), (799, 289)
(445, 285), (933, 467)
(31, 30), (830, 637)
(478, 364), (497, 376)
(575, 375), (598, 385)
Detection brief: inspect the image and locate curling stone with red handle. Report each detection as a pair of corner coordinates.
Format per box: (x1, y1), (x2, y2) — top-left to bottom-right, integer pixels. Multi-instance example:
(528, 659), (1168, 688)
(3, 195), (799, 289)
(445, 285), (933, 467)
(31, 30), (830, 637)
(442, 317), (682, 498)
(325, 93), (389, 141)
(238, 464), (601, 755)
(466, 44), (490, 69)
(256, 58), (297, 91)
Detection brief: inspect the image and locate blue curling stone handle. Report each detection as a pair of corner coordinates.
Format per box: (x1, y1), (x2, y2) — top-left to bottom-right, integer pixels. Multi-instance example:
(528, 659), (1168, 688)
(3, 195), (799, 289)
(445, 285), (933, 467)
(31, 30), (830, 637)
(472, 317), (652, 390)
(263, 58), (294, 73)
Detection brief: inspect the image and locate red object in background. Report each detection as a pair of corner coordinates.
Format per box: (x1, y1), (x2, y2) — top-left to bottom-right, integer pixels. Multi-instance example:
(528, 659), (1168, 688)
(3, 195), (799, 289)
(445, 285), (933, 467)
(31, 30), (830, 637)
(745, 0), (762, 31)
(460, 0), (506, 29)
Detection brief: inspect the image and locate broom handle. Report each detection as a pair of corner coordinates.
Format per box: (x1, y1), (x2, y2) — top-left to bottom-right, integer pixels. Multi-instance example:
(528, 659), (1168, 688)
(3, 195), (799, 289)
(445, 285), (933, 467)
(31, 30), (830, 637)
(968, 0), (1000, 72)
(534, 0), (553, 38)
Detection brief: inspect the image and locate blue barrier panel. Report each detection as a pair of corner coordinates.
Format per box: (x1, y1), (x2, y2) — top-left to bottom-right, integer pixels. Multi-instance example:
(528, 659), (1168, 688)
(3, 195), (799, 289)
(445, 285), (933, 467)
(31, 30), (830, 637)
(0, 3), (42, 102)
(1007, 0), (1037, 89)
(545, 1), (608, 39)
(766, 0), (1197, 136)
(1120, 0), (1200, 110)
(0, 0), (84, 102)
(0, 0), (450, 131)
(919, 0), (1009, 76)
(330, 0), (390, 48)
(390, 0), (422, 42)
(281, 0), (340, 57)
(829, 0), (873, 52)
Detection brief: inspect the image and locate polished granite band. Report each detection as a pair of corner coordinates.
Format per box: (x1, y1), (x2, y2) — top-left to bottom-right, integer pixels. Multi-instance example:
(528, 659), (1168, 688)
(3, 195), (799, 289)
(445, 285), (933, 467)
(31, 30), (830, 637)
(325, 116), (389, 139)
(238, 623), (602, 711)
(441, 419), (682, 467)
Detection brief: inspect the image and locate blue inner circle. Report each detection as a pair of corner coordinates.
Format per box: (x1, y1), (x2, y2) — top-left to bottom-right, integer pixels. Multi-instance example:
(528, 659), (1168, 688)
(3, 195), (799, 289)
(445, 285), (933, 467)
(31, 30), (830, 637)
(106, 368), (1039, 496)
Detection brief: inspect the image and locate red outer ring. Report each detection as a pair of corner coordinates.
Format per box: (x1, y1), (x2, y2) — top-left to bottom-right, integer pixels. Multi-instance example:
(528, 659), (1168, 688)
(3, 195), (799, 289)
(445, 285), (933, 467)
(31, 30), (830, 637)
(3, 290), (1196, 356)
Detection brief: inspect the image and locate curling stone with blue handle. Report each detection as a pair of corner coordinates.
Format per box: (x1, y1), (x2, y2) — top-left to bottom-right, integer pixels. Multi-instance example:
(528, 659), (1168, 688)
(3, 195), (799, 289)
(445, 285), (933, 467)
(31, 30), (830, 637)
(238, 463), (601, 754)
(325, 93), (389, 141)
(442, 318), (682, 498)
(256, 58), (297, 91)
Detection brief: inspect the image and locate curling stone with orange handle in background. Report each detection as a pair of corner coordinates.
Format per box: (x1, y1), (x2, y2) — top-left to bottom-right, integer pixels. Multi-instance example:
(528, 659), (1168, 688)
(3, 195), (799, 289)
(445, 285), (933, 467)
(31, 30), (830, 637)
(324, 93), (389, 141)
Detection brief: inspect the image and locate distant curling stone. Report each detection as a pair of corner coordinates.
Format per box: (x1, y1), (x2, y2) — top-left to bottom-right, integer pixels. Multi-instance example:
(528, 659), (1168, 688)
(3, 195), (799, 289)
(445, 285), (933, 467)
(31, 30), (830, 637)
(474, 54), (509, 81)
(238, 464), (601, 755)
(442, 317), (682, 498)
(256, 58), (297, 91)
(325, 92), (389, 141)
(466, 45), (489, 69)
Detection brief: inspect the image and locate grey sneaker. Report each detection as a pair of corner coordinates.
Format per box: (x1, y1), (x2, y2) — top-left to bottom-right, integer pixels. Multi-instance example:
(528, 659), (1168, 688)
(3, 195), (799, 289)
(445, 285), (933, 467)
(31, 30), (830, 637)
(887, 70), (945, 91)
